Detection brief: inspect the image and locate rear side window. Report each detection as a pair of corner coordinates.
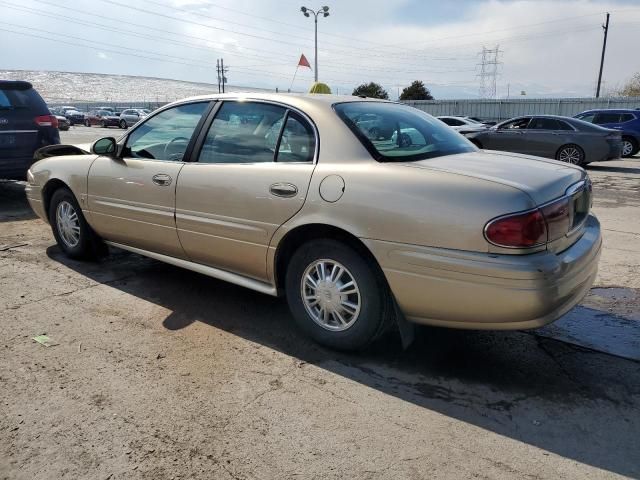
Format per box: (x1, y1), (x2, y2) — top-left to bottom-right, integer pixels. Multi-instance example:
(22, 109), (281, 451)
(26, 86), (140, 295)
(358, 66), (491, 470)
(198, 101), (287, 164)
(334, 102), (474, 162)
(276, 112), (315, 163)
(0, 84), (47, 112)
(619, 113), (636, 123)
(529, 118), (562, 130)
(440, 118), (465, 126)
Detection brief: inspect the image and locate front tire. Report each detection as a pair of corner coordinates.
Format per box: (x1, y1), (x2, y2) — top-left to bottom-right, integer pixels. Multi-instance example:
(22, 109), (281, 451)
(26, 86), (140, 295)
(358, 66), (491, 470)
(556, 144), (585, 166)
(49, 188), (104, 260)
(622, 137), (638, 158)
(120, 120), (127, 129)
(285, 239), (391, 351)
(85, 120), (91, 127)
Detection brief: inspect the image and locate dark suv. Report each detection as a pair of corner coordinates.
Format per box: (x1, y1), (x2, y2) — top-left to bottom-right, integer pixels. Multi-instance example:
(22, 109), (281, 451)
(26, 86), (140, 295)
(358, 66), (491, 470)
(574, 109), (640, 157)
(0, 80), (60, 179)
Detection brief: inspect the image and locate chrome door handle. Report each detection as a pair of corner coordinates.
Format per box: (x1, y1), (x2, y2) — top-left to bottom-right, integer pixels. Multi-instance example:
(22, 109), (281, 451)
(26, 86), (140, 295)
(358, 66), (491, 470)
(269, 183), (298, 198)
(152, 174), (172, 186)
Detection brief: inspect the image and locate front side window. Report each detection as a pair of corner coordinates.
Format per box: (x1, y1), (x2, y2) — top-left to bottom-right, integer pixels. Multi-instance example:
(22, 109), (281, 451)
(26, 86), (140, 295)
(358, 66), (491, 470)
(576, 113), (595, 123)
(198, 101), (287, 164)
(499, 118), (531, 130)
(124, 102), (208, 161)
(334, 102), (474, 162)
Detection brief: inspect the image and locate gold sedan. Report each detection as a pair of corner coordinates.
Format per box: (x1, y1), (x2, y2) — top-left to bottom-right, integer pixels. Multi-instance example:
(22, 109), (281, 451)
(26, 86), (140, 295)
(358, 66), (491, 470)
(26, 94), (601, 351)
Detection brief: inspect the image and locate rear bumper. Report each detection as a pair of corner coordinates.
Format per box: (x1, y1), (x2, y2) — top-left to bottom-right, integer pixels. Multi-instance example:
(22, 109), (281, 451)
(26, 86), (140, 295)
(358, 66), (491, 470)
(363, 214), (601, 330)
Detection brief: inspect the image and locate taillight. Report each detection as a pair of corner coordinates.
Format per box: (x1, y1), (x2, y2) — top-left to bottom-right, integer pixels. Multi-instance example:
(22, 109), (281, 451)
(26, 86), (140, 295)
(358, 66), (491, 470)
(34, 115), (58, 128)
(540, 198), (571, 242)
(485, 210), (547, 248)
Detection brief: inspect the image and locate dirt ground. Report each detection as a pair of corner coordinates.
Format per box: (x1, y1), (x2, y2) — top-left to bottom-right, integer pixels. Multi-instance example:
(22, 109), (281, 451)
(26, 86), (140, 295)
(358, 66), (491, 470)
(1, 130), (639, 479)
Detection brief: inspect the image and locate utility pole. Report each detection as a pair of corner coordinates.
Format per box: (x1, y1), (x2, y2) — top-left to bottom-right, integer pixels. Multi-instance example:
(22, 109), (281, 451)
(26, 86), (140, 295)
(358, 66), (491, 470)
(596, 12), (610, 98)
(216, 58), (228, 93)
(216, 59), (221, 93)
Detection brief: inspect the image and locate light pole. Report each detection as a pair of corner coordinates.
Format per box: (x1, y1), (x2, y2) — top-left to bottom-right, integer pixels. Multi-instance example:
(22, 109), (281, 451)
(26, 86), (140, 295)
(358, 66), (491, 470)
(300, 6), (329, 82)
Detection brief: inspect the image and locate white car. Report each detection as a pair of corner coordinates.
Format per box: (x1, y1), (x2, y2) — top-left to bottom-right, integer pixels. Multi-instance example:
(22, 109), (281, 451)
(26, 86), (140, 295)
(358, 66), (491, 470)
(437, 116), (489, 134)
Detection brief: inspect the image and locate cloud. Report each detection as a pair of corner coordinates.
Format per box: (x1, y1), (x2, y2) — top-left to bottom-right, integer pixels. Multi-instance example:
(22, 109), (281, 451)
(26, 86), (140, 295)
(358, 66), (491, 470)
(97, 52), (110, 60)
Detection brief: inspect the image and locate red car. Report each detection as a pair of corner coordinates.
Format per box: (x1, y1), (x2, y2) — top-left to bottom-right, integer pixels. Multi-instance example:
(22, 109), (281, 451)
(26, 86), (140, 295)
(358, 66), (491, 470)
(84, 110), (120, 128)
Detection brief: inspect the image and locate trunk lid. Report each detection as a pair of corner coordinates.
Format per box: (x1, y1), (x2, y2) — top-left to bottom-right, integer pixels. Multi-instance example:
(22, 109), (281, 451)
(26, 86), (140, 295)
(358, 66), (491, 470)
(398, 150), (585, 205)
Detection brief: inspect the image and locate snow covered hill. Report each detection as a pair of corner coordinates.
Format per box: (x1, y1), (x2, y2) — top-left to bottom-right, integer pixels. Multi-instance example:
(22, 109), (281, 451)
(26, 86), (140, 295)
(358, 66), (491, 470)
(1, 70), (276, 103)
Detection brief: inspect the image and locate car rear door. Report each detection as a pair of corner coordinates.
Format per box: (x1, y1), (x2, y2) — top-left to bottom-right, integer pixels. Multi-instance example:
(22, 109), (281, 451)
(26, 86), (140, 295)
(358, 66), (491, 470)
(525, 117), (565, 157)
(87, 101), (211, 258)
(175, 100), (317, 282)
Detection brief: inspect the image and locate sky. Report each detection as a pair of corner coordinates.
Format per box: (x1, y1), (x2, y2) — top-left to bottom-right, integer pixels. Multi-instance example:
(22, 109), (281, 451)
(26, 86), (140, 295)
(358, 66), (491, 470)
(1, 0), (640, 99)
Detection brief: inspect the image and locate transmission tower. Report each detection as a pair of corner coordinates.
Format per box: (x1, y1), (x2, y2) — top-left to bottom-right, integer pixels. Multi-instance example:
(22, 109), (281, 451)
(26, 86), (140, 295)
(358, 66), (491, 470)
(477, 45), (502, 98)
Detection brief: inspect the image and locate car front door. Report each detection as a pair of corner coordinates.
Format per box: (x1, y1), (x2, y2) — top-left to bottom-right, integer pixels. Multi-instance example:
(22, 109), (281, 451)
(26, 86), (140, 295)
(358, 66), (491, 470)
(175, 100), (317, 282)
(485, 117), (532, 152)
(87, 101), (211, 258)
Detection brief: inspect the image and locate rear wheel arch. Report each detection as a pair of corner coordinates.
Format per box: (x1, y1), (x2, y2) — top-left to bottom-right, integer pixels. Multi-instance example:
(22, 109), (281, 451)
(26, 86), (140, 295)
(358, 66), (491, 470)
(273, 223), (385, 294)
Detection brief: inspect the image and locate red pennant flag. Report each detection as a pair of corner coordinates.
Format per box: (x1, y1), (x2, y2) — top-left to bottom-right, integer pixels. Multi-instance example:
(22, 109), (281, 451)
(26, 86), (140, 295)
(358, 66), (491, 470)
(298, 54), (312, 69)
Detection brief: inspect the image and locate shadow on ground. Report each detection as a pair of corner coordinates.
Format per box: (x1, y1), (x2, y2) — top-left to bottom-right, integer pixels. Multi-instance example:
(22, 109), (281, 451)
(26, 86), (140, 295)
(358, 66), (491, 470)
(0, 181), (37, 222)
(47, 246), (640, 478)
(586, 163), (640, 174)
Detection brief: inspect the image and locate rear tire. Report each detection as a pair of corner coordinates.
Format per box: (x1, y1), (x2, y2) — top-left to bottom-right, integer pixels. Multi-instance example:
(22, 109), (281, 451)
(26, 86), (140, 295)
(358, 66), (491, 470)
(285, 239), (392, 351)
(48, 188), (105, 260)
(85, 120), (91, 127)
(101, 120), (106, 128)
(622, 136), (638, 158)
(556, 144), (585, 166)
(469, 139), (483, 149)
(119, 119), (127, 129)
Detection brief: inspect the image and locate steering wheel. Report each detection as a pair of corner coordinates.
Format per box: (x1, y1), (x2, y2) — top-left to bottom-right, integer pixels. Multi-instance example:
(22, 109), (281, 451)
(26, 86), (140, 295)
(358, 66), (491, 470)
(163, 136), (190, 160)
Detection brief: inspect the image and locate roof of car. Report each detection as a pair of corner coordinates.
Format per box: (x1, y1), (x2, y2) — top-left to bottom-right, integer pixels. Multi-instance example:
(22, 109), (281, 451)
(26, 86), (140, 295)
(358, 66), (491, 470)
(579, 108), (640, 113)
(169, 92), (390, 110)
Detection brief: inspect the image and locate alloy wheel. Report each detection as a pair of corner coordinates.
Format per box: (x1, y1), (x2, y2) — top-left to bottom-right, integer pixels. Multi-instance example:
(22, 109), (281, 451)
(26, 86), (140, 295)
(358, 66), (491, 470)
(622, 140), (634, 157)
(300, 259), (361, 331)
(56, 200), (81, 248)
(558, 147), (582, 165)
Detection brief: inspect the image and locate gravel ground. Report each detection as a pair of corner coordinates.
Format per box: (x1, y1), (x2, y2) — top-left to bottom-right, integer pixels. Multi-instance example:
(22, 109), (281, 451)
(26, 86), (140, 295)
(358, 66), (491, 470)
(1, 135), (639, 479)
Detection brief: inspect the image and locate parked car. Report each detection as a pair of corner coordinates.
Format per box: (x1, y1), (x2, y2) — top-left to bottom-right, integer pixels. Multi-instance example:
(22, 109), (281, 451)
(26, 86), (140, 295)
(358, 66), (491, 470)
(26, 94), (601, 351)
(55, 115), (70, 131)
(437, 116), (490, 134)
(64, 109), (86, 126)
(119, 108), (149, 128)
(84, 110), (121, 128)
(465, 115), (622, 166)
(574, 109), (640, 158)
(0, 80), (60, 179)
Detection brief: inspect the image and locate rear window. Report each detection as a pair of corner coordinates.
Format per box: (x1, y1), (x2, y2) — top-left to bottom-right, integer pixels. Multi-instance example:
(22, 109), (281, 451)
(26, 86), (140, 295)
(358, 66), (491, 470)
(0, 84), (47, 111)
(334, 102), (474, 162)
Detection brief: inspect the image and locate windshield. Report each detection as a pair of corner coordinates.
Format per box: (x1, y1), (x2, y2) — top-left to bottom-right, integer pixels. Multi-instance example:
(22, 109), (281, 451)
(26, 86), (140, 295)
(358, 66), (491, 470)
(334, 102), (475, 162)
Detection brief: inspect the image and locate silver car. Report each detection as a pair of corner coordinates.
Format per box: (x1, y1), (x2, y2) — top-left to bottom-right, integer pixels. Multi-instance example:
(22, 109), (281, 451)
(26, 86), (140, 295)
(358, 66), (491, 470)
(26, 94), (601, 351)
(465, 115), (622, 166)
(119, 108), (149, 129)
(437, 116), (489, 134)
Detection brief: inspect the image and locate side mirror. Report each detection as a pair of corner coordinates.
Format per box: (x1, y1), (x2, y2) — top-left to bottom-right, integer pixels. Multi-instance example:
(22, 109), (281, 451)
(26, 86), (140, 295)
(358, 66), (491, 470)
(92, 137), (117, 156)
